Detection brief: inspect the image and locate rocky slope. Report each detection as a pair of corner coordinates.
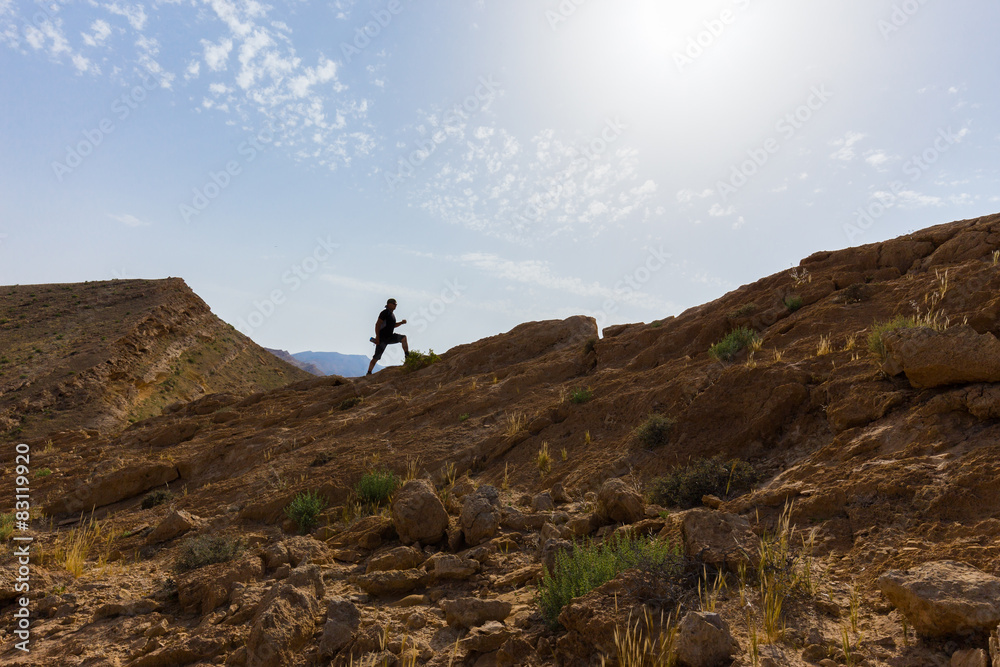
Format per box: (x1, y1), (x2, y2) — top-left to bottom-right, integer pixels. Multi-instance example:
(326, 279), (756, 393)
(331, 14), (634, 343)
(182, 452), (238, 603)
(3, 213), (1000, 666)
(0, 278), (314, 443)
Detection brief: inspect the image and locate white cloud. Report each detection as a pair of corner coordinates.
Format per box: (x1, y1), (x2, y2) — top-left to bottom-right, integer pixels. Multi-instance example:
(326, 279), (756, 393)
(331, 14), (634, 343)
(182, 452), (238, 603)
(109, 213), (151, 227)
(203, 37), (233, 71)
(676, 188), (712, 204)
(708, 203), (735, 217)
(104, 2), (148, 31)
(829, 131), (866, 161)
(82, 19), (112, 47)
(864, 150), (890, 169)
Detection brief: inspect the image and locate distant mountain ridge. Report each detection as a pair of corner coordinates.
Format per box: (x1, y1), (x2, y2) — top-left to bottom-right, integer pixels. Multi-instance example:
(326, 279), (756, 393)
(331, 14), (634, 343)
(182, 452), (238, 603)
(264, 348), (324, 376)
(293, 350), (379, 377)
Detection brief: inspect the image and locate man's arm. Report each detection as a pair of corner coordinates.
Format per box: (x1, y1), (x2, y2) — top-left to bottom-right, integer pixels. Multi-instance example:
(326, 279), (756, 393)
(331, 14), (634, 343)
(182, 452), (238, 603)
(395, 319), (407, 328)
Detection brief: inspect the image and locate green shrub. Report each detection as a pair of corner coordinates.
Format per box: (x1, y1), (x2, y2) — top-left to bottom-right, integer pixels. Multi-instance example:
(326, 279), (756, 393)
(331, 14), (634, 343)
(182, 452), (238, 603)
(0, 514), (14, 541)
(840, 282), (873, 304)
(634, 413), (676, 449)
(867, 315), (919, 361)
(459, 413), (470, 422)
(569, 387), (593, 404)
(783, 295), (803, 311)
(285, 490), (327, 534)
(403, 349), (441, 372)
(176, 535), (244, 571)
(649, 457), (759, 509)
(338, 396), (362, 410)
(141, 489), (173, 509)
(35, 468), (52, 477)
(538, 536), (683, 628)
(708, 327), (759, 362)
(355, 470), (399, 507)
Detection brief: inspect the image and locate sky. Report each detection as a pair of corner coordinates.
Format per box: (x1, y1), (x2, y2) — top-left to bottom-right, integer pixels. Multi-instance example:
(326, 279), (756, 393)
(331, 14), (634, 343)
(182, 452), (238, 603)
(1, 0), (998, 367)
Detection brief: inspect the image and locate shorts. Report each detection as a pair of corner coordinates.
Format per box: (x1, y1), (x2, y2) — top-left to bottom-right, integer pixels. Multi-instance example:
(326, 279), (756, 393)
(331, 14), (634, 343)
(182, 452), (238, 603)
(373, 333), (404, 361)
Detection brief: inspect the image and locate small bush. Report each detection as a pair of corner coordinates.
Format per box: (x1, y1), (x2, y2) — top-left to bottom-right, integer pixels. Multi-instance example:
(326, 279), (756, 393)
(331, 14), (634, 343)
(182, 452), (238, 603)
(0, 514), (14, 541)
(840, 282), (873, 304)
(538, 536), (683, 628)
(728, 303), (758, 318)
(403, 349), (441, 372)
(35, 468), (52, 477)
(141, 489), (173, 509)
(458, 413), (470, 422)
(634, 413), (676, 449)
(338, 396), (362, 410)
(708, 327), (759, 362)
(285, 490), (327, 534)
(176, 534), (244, 572)
(310, 452), (334, 467)
(569, 387), (593, 404)
(868, 316), (919, 361)
(355, 470), (399, 507)
(583, 337), (597, 355)
(649, 457), (759, 509)
(783, 295), (803, 311)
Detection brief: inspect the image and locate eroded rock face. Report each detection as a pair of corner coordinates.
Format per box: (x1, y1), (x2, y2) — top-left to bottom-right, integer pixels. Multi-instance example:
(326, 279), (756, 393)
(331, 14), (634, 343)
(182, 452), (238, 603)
(882, 325), (1000, 388)
(391, 479), (449, 545)
(680, 509), (758, 569)
(460, 484), (501, 546)
(675, 611), (736, 667)
(440, 597), (512, 629)
(246, 565), (325, 667)
(598, 478), (644, 525)
(318, 597), (361, 657)
(177, 554), (264, 615)
(48, 462), (179, 515)
(350, 569), (428, 597)
(366, 546), (426, 573)
(878, 561), (1000, 636)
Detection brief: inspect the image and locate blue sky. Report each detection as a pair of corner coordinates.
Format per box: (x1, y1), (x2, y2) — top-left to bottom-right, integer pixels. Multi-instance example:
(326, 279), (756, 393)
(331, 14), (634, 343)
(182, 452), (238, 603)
(1, 0), (998, 366)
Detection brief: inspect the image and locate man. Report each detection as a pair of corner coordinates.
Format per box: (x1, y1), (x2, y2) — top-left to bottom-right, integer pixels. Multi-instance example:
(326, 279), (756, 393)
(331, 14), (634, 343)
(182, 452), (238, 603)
(367, 298), (409, 375)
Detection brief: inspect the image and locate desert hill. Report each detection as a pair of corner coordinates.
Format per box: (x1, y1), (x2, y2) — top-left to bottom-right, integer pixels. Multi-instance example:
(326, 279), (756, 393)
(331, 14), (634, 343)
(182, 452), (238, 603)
(293, 350), (382, 378)
(265, 348), (325, 377)
(3, 213), (1000, 666)
(0, 278), (313, 443)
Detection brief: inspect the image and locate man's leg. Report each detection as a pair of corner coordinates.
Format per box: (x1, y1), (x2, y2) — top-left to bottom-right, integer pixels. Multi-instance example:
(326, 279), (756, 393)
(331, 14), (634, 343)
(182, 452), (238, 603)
(366, 357), (376, 375)
(401, 335), (409, 356)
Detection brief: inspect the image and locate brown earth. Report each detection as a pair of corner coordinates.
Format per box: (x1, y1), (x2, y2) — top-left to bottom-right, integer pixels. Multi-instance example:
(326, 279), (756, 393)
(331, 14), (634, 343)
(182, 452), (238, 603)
(0, 278), (314, 442)
(2, 213), (1000, 665)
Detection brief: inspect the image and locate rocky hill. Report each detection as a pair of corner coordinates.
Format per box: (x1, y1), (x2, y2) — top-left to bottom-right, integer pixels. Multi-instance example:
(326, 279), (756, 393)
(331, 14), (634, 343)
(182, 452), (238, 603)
(3, 213), (1000, 666)
(265, 349), (325, 377)
(0, 278), (314, 443)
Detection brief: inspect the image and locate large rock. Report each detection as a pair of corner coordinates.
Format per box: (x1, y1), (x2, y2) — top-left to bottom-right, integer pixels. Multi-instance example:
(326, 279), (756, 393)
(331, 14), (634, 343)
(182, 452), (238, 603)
(441, 597), (512, 629)
(145, 509), (204, 545)
(679, 509), (759, 569)
(598, 478), (644, 525)
(460, 485), (502, 546)
(952, 649), (989, 667)
(878, 560), (1000, 636)
(47, 462), (179, 515)
(318, 597), (361, 657)
(675, 611), (736, 667)
(366, 546), (426, 573)
(246, 565), (325, 667)
(351, 569), (428, 597)
(391, 479), (449, 545)
(461, 621), (513, 653)
(882, 325), (1000, 388)
(177, 554), (264, 614)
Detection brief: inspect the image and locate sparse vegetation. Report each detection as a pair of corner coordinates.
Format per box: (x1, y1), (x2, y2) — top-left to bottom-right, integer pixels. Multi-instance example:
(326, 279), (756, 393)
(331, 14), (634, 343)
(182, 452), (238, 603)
(867, 315), (919, 362)
(708, 327), (759, 362)
(569, 387), (593, 404)
(728, 303), (758, 318)
(141, 489), (173, 509)
(783, 295), (803, 311)
(537, 442), (552, 476)
(284, 490), (327, 534)
(35, 468), (52, 477)
(338, 396), (363, 410)
(354, 470), (399, 507)
(603, 607), (680, 667)
(538, 536), (684, 629)
(648, 457), (759, 509)
(505, 411), (527, 437)
(458, 413), (470, 422)
(840, 282), (873, 304)
(0, 514), (14, 541)
(176, 534), (244, 572)
(402, 349), (441, 372)
(816, 335), (832, 356)
(634, 413), (676, 449)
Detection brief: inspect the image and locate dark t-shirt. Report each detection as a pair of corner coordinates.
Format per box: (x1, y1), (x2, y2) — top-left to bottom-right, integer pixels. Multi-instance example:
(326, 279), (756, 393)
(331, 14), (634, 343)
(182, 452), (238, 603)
(377, 308), (396, 339)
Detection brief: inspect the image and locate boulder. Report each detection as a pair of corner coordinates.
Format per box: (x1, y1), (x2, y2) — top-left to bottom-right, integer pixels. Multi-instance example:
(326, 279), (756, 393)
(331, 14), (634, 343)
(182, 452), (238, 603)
(246, 565), (324, 667)
(551, 483), (573, 504)
(427, 553), (480, 581)
(351, 569), (428, 597)
(680, 509), (758, 569)
(461, 621), (513, 653)
(952, 649), (988, 667)
(460, 485), (502, 546)
(391, 480), (449, 545)
(675, 611), (736, 667)
(532, 493), (556, 512)
(177, 554), (264, 614)
(366, 546), (426, 573)
(47, 462), (179, 515)
(145, 509), (204, 545)
(441, 597), (512, 629)
(318, 597), (361, 657)
(882, 325), (1000, 388)
(598, 478), (644, 524)
(878, 561), (1000, 636)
